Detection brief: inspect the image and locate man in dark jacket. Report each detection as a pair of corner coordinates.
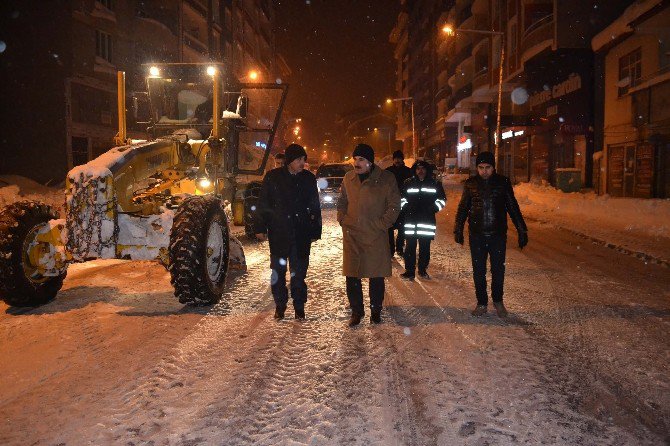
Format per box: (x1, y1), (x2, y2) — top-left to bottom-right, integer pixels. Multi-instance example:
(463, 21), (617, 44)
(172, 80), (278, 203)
(454, 151), (528, 318)
(386, 150), (413, 257)
(255, 144), (322, 320)
(400, 160), (446, 280)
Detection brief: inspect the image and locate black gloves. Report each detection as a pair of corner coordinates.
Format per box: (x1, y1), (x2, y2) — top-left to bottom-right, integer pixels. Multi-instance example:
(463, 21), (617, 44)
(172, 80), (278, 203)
(518, 231), (528, 249)
(454, 231), (464, 245)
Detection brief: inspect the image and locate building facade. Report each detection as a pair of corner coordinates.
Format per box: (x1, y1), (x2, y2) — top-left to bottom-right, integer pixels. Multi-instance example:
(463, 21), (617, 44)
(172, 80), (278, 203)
(0, 0), (283, 184)
(592, 0), (669, 198)
(391, 0), (632, 187)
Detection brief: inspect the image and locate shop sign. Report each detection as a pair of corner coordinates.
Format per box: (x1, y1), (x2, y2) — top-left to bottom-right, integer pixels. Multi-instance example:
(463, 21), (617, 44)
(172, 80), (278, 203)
(457, 134), (472, 152)
(501, 130), (525, 140)
(559, 123), (586, 134)
(529, 73), (582, 109)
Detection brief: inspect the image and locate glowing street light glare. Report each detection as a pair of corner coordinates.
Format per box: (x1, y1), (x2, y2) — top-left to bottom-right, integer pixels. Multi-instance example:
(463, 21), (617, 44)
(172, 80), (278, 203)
(198, 178), (212, 188)
(149, 66), (160, 77)
(386, 98), (393, 104)
(442, 25), (455, 36)
(206, 66), (217, 76)
(249, 70), (259, 80)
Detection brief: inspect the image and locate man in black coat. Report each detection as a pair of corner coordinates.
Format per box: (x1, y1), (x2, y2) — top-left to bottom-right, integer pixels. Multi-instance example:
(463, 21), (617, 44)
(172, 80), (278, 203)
(255, 144), (322, 320)
(454, 151), (528, 318)
(386, 150), (413, 256)
(400, 160), (446, 280)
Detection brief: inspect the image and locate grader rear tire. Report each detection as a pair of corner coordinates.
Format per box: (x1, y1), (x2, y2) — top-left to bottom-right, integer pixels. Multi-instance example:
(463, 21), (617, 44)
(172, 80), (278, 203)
(168, 196), (230, 306)
(0, 201), (66, 307)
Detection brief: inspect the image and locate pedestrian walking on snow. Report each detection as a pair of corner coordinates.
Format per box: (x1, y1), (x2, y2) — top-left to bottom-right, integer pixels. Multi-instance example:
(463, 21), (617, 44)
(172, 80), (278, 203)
(386, 150), (413, 257)
(454, 151), (528, 318)
(255, 144), (322, 320)
(400, 160), (446, 280)
(338, 144), (400, 326)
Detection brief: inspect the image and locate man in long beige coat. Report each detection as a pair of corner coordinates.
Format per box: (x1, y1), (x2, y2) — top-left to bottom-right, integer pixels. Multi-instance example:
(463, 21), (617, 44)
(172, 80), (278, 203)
(338, 144), (401, 326)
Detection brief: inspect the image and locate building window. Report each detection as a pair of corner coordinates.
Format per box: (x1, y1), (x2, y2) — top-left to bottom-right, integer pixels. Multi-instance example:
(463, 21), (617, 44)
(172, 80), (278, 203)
(96, 30), (113, 63)
(618, 47), (642, 96)
(96, 0), (113, 11)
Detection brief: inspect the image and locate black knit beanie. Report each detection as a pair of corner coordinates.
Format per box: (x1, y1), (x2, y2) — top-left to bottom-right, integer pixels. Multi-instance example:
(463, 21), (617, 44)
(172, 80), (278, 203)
(475, 151), (495, 167)
(284, 144), (307, 165)
(352, 143), (374, 164)
(392, 150), (404, 160)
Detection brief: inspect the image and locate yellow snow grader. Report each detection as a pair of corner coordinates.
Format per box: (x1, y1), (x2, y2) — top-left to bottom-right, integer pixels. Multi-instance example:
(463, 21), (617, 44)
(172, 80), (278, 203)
(0, 63), (287, 307)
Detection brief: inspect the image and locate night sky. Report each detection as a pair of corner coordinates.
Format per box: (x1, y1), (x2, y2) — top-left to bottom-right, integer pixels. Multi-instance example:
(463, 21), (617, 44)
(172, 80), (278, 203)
(275, 0), (399, 148)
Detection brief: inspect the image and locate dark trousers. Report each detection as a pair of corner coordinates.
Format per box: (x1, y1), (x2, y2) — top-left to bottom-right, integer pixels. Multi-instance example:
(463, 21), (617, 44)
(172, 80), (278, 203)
(403, 237), (431, 275)
(388, 227), (405, 254)
(346, 277), (385, 316)
(270, 243), (309, 310)
(469, 234), (507, 305)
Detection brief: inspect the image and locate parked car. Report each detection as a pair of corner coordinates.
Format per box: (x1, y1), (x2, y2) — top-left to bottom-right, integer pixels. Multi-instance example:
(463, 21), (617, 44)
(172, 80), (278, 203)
(315, 163), (353, 207)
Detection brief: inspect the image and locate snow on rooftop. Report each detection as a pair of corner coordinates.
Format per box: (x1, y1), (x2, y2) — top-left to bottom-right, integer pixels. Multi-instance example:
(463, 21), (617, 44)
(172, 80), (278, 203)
(592, 0), (663, 51)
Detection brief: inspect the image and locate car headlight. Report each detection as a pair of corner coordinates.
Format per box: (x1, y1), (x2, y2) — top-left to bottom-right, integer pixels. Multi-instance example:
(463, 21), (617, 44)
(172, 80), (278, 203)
(323, 195), (333, 202)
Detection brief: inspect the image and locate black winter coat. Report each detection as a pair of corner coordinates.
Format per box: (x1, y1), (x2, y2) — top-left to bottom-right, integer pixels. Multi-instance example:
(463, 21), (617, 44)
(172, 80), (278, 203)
(386, 163), (413, 227)
(401, 176), (446, 240)
(454, 173), (527, 237)
(255, 166), (322, 257)
(386, 164), (413, 190)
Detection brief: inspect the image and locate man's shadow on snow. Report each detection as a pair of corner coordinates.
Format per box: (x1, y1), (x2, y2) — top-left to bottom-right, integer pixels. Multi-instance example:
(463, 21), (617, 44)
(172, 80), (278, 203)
(384, 303), (670, 328)
(385, 303), (531, 327)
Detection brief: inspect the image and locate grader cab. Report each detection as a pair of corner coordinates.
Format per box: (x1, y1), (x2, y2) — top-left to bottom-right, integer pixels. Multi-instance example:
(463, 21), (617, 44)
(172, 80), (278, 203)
(0, 63), (287, 307)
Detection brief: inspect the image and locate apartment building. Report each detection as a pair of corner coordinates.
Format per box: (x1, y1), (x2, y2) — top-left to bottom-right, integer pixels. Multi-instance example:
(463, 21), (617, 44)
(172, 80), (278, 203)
(0, 0), (283, 184)
(391, 0), (630, 186)
(592, 0), (669, 198)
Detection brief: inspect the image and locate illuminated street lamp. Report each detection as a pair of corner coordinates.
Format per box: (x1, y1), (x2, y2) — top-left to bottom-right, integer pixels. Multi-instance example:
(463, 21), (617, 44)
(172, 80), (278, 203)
(248, 70), (259, 81)
(441, 24), (505, 165)
(386, 97), (416, 159)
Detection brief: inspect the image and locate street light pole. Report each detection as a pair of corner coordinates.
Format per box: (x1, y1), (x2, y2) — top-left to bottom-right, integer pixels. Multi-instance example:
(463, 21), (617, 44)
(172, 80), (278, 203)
(441, 25), (505, 166)
(388, 97), (417, 159)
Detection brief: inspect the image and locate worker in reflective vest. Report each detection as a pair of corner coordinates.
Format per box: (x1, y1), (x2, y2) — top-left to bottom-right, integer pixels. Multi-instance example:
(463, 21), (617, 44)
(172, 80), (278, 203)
(400, 160), (446, 280)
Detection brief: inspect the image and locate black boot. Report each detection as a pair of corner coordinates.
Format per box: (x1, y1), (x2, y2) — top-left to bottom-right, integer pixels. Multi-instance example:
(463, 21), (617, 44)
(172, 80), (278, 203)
(274, 306), (286, 320)
(294, 308), (306, 320)
(370, 309), (381, 324)
(348, 313), (363, 327)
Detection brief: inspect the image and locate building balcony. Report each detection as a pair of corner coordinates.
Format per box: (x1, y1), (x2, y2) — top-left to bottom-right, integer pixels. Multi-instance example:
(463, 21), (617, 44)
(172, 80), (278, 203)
(520, 14), (554, 64)
(448, 83), (472, 110)
(183, 31), (208, 56)
(435, 85), (452, 102)
(472, 67), (489, 92)
(448, 42), (473, 74)
(185, 0), (207, 18)
(456, 6), (472, 27)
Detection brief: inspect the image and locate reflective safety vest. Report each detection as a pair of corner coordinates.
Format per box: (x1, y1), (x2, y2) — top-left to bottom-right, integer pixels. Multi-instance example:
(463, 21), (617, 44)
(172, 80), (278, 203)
(400, 176), (446, 239)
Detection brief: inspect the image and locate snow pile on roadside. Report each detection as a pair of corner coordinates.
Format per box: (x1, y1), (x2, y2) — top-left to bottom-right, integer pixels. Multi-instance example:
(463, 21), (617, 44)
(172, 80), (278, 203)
(0, 175), (64, 213)
(514, 182), (670, 262)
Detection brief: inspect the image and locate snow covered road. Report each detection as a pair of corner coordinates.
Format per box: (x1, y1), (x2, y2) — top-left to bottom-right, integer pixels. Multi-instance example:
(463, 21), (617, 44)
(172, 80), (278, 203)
(0, 191), (668, 445)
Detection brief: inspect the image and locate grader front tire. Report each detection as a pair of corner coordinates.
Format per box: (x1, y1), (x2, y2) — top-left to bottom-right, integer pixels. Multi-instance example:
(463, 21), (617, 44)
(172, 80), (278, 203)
(0, 201), (66, 307)
(168, 196), (230, 306)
